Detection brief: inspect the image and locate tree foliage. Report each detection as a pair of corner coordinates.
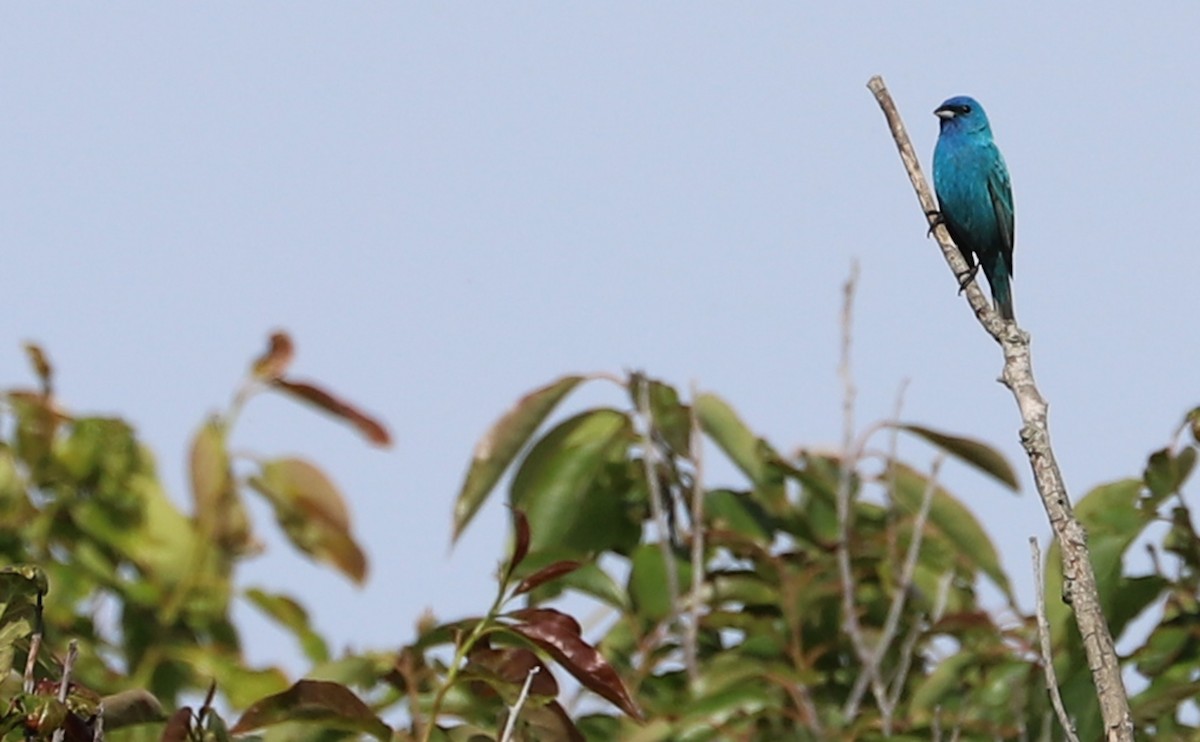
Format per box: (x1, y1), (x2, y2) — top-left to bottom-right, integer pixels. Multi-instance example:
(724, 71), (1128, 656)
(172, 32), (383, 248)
(0, 340), (1196, 740)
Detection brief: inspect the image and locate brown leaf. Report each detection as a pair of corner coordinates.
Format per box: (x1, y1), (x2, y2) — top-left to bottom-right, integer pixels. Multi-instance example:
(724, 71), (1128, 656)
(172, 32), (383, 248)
(252, 331), (295, 381)
(509, 608), (642, 721)
(503, 509), (532, 585)
(466, 644), (558, 698)
(515, 560), (584, 596)
(231, 680), (390, 740)
(23, 342), (53, 396)
(522, 701), (587, 742)
(274, 379), (391, 447)
(158, 707), (192, 742)
(250, 458), (368, 584)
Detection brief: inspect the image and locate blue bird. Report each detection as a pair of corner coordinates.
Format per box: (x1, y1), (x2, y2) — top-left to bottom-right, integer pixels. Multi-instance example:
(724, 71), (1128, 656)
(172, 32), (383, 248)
(932, 95), (1015, 320)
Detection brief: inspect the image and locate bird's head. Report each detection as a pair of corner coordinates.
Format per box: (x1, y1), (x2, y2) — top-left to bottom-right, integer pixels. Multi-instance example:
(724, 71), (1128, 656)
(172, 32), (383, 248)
(934, 95), (992, 135)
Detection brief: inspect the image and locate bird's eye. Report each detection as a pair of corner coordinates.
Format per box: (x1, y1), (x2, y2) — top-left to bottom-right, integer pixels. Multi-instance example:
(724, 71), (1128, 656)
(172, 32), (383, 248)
(959, 104), (972, 114)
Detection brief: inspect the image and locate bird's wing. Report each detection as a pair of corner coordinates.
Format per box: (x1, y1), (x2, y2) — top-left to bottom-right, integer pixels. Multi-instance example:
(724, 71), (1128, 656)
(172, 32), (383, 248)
(987, 156), (1015, 276)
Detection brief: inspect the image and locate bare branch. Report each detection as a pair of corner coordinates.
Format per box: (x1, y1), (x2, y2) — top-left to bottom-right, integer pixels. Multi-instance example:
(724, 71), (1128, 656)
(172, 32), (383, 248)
(867, 75), (1133, 740)
(684, 380), (705, 685)
(499, 666), (541, 742)
(847, 455), (943, 726)
(834, 261), (892, 717)
(636, 376), (683, 656)
(1030, 537), (1081, 742)
(50, 641), (79, 742)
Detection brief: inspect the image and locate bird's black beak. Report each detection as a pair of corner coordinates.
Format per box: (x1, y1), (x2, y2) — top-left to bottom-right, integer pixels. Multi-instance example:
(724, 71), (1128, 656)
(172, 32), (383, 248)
(934, 107), (955, 120)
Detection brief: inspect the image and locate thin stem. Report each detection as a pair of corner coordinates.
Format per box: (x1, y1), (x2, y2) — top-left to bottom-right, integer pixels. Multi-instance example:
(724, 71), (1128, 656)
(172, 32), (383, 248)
(420, 584), (509, 742)
(684, 380), (705, 685)
(1030, 537), (1081, 742)
(50, 641), (78, 742)
(498, 667), (540, 742)
(636, 376), (683, 661)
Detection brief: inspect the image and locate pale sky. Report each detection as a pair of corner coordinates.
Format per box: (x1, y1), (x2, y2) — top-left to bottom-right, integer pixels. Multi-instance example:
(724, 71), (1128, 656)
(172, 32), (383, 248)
(1, 5), (1197, 675)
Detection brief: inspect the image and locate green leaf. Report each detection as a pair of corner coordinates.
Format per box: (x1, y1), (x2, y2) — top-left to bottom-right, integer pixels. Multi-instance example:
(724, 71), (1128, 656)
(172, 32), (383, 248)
(896, 423), (1020, 492)
(244, 588), (330, 664)
(0, 566), (46, 676)
(890, 463), (1014, 601)
(695, 394), (786, 510)
(630, 376), (691, 456)
(911, 651), (976, 711)
(509, 409), (637, 558)
(705, 489), (774, 543)
(190, 417), (254, 554)
(454, 375), (586, 541)
(627, 544), (693, 624)
(695, 393), (763, 483)
(1143, 446), (1197, 503)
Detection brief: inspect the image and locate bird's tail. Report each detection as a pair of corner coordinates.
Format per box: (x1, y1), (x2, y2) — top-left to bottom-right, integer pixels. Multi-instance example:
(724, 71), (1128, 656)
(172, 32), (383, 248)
(989, 268), (1015, 321)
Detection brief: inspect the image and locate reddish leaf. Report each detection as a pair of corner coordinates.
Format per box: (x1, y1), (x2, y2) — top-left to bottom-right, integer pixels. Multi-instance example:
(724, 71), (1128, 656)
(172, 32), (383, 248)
(515, 560), (584, 596)
(465, 643), (558, 698)
(503, 509), (532, 586)
(231, 680), (390, 740)
(274, 379), (391, 447)
(521, 701), (586, 742)
(250, 458), (367, 584)
(23, 342), (53, 395)
(252, 331), (295, 381)
(509, 608), (643, 721)
(159, 707), (193, 742)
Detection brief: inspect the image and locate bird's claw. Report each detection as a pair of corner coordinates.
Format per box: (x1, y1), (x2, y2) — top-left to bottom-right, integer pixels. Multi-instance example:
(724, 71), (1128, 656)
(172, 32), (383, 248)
(925, 210), (945, 237)
(956, 266), (979, 293)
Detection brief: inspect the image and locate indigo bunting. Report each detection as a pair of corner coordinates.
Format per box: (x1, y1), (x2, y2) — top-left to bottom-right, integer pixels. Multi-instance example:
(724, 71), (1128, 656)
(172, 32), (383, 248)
(932, 96), (1015, 320)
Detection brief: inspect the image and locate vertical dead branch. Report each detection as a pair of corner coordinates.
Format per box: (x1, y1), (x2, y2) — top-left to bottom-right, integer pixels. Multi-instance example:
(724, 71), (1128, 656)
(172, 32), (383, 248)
(685, 381), (705, 685)
(1031, 537), (1082, 742)
(636, 378), (685, 667)
(867, 75), (1133, 741)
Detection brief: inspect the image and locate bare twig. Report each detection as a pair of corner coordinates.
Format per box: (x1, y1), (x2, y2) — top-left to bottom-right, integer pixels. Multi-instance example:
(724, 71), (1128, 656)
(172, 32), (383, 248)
(92, 703), (103, 742)
(834, 261), (892, 716)
(1030, 537), (1081, 742)
(846, 456), (943, 726)
(867, 75), (1133, 741)
(835, 262), (869, 660)
(636, 376), (683, 650)
(499, 667), (541, 742)
(50, 641), (79, 742)
(23, 633), (41, 695)
(684, 380), (705, 685)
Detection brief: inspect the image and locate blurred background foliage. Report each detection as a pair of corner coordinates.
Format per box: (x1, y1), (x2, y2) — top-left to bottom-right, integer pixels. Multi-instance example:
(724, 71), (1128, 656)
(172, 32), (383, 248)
(0, 342), (1195, 740)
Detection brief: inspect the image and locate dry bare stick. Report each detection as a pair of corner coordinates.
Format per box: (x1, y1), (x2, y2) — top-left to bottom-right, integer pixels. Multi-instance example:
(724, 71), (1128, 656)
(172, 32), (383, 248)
(636, 377), (684, 664)
(1030, 537), (1082, 742)
(50, 640), (79, 742)
(834, 261), (890, 713)
(23, 633), (41, 694)
(684, 381), (705, 685)
(846, 456), (944, 728)
(867, 75), (1133, 740)
(889, 571), (952, 710)
(498, 666), (541, 742)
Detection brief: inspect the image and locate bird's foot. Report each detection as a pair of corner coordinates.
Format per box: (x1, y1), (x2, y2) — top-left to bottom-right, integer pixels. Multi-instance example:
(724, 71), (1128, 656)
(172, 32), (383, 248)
(925, 210), (945, 236)
(956, 265), (979, 293)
